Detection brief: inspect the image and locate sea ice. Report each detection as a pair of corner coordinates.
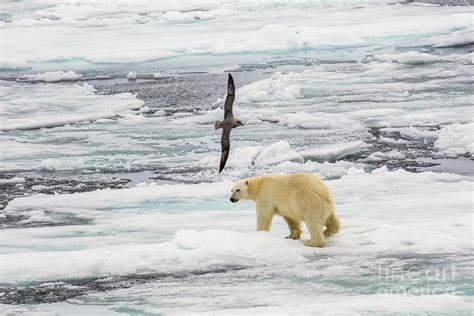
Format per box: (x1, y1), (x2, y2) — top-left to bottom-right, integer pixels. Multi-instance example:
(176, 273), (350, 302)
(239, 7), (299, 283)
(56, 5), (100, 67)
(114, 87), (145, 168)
(299, 141), (369, 162)
(237, 71), (302, 103)
(435, 123), (474, 155)
(431, 28), (474, 48)
(213, 24), (304, 54)
(0, 177), (25, 184)
(0, 83), (144, 132)
(1, 2), (473, 313)
(381, 126), (439, 140)
(1, 168), (471, 286)
(197, 141), (303, 172)
(0, 58), (30, 70)
(20, 70), (82, 82)
(253, 141), (304, 167)
(3, 3), (471, 69)
(365, 150), (405, 161)
(375, 51), (443, 64)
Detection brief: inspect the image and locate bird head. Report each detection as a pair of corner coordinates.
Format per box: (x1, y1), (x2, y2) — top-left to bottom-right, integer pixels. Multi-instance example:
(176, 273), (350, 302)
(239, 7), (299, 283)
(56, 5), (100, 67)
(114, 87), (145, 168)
(235, 119), (244, 127)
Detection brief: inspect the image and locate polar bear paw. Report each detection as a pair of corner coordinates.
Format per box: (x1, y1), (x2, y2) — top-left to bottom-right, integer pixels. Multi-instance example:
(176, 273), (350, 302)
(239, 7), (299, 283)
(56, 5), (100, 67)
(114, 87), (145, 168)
(285, 230), (302, 240)
(304, 239), (325, 248)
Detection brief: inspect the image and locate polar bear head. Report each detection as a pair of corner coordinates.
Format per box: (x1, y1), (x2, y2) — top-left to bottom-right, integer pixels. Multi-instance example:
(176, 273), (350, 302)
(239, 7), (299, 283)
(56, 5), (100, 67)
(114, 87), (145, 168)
(230, 179), (250, 203)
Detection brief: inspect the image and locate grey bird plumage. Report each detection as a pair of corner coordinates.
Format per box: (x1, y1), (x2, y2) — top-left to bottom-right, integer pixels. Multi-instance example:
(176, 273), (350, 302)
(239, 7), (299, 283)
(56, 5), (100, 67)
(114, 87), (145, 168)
(215, 74), (243, 173)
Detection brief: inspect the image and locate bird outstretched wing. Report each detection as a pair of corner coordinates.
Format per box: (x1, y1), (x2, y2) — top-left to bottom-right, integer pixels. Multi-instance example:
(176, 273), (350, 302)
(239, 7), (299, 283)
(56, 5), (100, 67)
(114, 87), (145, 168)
(219, 126), (231, 173)
(223, 74), (235, 120)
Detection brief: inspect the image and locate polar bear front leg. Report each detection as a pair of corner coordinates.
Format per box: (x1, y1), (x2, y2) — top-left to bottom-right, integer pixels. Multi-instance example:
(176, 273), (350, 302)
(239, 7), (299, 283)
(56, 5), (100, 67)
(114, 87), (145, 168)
(283, 216), (301, 239)
(256, 203), (274, 232)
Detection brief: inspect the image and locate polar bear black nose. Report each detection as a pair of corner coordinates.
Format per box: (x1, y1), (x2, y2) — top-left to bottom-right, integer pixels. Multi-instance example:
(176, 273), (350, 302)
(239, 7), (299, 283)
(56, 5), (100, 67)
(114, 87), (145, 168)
(230, 198), (236, 202)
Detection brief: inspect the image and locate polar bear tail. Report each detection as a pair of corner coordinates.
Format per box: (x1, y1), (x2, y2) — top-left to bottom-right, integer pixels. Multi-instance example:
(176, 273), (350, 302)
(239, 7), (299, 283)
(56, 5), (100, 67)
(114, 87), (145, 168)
(324, 213), (340, 236)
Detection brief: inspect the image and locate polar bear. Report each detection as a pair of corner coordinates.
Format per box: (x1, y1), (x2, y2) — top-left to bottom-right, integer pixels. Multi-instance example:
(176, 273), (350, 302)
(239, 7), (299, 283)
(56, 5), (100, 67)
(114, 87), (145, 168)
(230, 173), (340, 247)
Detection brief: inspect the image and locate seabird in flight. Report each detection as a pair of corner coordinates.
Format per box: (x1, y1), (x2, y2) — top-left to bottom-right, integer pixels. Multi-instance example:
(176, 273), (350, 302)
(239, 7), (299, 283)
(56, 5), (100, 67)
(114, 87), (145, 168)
(215, 74), (243, 173)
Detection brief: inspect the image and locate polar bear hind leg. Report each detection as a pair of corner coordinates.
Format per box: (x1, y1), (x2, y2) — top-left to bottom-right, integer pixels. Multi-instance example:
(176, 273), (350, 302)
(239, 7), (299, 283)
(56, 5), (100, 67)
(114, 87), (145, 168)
(324, 213), (340, 237)
(304, 216), (326, 248)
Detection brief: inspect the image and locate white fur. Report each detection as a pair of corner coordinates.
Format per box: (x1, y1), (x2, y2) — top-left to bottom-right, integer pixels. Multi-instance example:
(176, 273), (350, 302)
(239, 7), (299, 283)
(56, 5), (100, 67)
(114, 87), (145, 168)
(231, 173), (340, 247)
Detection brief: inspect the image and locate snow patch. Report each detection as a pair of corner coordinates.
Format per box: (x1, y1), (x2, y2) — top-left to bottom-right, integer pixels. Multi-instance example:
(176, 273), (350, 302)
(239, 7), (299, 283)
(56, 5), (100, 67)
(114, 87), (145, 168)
(280, 112), (365, 134)
(253, 141), (304, 167)
(431, 29), (474, 48)
(299, 141), (369, 162)
(213, 24), (365, 54)
(20, 71), (82, 82)
(0, 177), (26, 184)
(381, 126), (439, 140)
(421, 13), (473, 34)
(238, 71), (302, 103)
(200, 295), (473, 315)
(435, 123), (474, 155)
(365, 150), (405, 162)
(0, 58), (31, 70)
(197, 141), (303, 171)
(2, 168), (472, 284)
(0, 229), (307, 283)
(0, 83), (144, 132)
(86, 50), (177, 64)
(198, 146), (262, 171)
(376, 51), (442, 64)
(273, 160), (358, 179)
(213, 24), (303, 54)
(4, 181), (232, 214)
(20, 210), (50, 224)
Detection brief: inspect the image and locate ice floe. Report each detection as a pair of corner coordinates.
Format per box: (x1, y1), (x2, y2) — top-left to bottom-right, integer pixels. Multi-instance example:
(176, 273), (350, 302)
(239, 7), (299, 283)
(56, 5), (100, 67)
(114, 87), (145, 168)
(126, 71), (137, 79)
(375, 51), (443, 64)
(299, 141), (370, 162)
(197, 141), (303, 171)
(0, 83), (144, 132)
(0, 58), (31, 70)
(19, 70), (82, 82)
(381, 126), (439, 140)
(435, 123), (474, 155)
(280, 112), (366, 134)
(430, 28), (474, 48)
(0, 177), (25, 184)
(1, 168), (472, 284)
(2, 3), (472, 69)
(195, 295), (473, 315)
(365, 150), (406, 162)
(1, 1), (473, 313)
(237, 71), (302, 103)
(86, 50), (177, 64)
(253, 141), (304, 167)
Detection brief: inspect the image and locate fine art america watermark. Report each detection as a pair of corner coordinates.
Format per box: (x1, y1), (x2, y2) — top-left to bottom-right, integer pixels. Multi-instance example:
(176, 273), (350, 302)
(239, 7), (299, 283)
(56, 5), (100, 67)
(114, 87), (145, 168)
(376, 263), (457, 296)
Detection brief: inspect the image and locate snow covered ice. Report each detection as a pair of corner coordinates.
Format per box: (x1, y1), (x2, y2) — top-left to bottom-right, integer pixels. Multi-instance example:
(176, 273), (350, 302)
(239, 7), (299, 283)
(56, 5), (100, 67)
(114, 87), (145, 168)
(1, 168), (473, 314)
(0, 0), (473, 314)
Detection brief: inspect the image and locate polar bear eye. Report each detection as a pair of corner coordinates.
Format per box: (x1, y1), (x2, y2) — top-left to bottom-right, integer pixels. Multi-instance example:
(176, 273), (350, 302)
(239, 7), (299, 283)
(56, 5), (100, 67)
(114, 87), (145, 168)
(236, 189), (240, 192)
